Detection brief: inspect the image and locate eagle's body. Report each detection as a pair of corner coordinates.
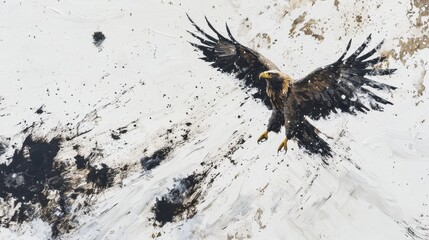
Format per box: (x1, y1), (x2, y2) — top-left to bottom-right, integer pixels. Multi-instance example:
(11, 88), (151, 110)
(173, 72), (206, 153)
(187, 15), (396, 158)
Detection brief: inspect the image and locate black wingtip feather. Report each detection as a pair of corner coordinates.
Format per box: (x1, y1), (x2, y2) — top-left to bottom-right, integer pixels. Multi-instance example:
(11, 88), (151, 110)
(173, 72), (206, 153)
(346, 38), (353, 51)
(366, 68), (397, 76)
(362, 56), (386, 67)
(188, 41), (211, 49)
(347, 34), (372, 62)
(361, 88), (394, 105)
(188, 42), (215, 57)
(205, 16), (228, 40)
(338, 39), (353, 62)
(356, 40), (384, 61)
(185, 12), (192, 21)
(360, 77), (397, 90)
(186, 30), (216, 46)
(225, 22), (238, 43)
(187, 14), (218, 42)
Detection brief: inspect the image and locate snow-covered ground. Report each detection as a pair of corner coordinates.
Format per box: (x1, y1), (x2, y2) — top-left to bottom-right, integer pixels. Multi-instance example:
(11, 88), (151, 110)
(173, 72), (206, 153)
(0, 0), (428, 239)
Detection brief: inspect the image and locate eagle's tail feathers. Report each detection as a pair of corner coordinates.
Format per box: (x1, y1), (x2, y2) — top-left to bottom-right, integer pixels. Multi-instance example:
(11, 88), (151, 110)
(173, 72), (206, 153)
(294, 120), (333, 158)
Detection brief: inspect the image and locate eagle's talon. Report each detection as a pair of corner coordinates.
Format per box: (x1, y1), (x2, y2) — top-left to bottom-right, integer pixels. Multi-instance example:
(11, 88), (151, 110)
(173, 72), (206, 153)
(277, 138), (288, 153)
(257, 130), (269, 143)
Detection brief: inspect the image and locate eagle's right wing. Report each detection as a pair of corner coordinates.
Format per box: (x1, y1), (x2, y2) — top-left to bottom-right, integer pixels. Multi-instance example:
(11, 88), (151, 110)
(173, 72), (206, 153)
(187, 14), (279, 108)
(290, 35), (397, 121)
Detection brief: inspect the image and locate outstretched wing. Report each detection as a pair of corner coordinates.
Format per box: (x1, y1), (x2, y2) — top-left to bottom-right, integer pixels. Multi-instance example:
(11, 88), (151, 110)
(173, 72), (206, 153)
(187, 14), (279, 108)
(290, 35), (396, 120)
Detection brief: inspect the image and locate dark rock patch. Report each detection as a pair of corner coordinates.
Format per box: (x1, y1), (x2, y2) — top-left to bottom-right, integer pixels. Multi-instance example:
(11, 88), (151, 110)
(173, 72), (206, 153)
(35, 105), (45, 114)
(140, 146), (173, 171)
(141, 122), (194, 171)
(111, 128), (127, 140)
(87, 163), (117, 190)
(74, 149), (118, 191)
(111, 132), (121, 140)
(0, 135), (69, 236)
(92, 31), (106, 48)
(110, 120), (138, 140)
(0, 141), (5, 156)
(0, 134), (123, 237)
(0, 135), (64, 206)
(110, 127), (128, 140)
(74, 154), (88, 169)
(153, 173), (206, 226)
(224, 135), (246, 165)
(181, 128), (191, 141)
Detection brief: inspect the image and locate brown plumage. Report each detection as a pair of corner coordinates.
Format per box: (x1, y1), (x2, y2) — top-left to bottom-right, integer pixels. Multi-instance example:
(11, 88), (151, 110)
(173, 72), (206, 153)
(187, 15), (397, 158)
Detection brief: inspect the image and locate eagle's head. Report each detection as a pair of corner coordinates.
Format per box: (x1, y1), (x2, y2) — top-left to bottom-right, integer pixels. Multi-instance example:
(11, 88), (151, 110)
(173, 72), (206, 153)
(259, 70), (292, 110)
(259, 70), (291, 94)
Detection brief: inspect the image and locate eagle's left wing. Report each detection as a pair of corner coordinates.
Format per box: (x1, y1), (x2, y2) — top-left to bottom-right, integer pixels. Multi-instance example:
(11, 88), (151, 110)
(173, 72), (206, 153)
(290, 35), (396, 120)
(187, 15), (279, 108)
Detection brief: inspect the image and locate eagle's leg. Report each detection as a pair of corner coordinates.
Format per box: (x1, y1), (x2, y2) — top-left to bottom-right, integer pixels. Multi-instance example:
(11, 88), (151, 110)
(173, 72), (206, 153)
(277, 138), (288, 153)
(258, 109), (284, 144)
(257, 130), (269, 143)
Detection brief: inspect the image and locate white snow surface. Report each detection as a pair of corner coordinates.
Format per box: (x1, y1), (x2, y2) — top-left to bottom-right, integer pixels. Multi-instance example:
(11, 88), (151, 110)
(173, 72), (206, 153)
(0, 0), (429, 239)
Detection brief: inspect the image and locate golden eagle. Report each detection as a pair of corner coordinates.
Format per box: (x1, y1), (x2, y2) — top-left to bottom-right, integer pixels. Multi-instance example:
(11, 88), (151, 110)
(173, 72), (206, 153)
(187, 15), (396, 157)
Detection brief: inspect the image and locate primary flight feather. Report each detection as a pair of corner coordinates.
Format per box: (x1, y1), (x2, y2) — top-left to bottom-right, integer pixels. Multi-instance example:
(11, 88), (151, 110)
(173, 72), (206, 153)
(187, 15), (396, 157)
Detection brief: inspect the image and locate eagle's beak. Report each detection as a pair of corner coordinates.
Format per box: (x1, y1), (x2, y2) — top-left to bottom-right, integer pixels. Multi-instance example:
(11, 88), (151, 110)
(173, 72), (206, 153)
(259, 72), (270, 80)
